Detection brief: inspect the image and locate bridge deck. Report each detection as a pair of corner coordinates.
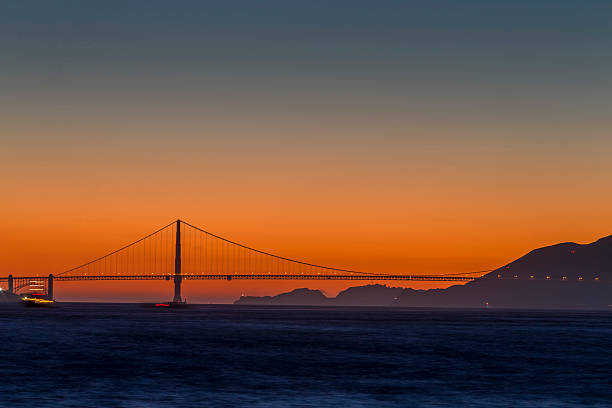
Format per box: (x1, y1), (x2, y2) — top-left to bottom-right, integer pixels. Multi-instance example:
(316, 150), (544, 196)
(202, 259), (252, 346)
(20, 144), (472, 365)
(2, 274), (477, 282)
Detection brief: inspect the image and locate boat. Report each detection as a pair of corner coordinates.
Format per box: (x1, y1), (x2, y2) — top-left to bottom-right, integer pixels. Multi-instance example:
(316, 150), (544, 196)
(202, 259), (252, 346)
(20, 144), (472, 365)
(144, 299), (188, 308)
(21, 293), (55, 307)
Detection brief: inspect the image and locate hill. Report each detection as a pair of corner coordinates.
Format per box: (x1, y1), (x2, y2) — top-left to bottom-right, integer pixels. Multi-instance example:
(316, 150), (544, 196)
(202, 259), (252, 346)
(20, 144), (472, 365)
(396, 235), (612, 309)
(234, 288), (329, 306)
(234, 284), (403, 306)
(235, 236), (612, 309)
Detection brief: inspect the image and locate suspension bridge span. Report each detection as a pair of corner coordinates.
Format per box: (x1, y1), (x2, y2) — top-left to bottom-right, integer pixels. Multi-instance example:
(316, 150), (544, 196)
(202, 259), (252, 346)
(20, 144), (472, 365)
(1, 219), (488, 302)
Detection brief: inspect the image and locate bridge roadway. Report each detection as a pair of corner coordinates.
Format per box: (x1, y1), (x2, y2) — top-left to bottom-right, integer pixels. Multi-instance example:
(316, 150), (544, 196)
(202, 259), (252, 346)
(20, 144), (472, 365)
(0, 220), (484, 300)
(1, 274), (477, 283)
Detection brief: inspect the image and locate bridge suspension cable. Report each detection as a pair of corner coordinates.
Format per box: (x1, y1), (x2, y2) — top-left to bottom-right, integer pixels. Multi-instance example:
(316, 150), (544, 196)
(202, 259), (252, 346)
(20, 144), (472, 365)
(56, 221), (177, 277)
(47, 219), (490, 281)
(181, 221), (385, 277)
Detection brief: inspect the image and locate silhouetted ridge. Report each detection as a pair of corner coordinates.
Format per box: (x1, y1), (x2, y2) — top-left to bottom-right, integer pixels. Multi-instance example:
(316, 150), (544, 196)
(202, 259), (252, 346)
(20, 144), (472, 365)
(335, 284), (403, 306)
(234, 284), (403, 306)
(481, 234), (612, 282)
(591, 234), (612, 246)
(398, 234), (612, 309)
(236, 235), (612, 309)
(235, 288), (329, 305)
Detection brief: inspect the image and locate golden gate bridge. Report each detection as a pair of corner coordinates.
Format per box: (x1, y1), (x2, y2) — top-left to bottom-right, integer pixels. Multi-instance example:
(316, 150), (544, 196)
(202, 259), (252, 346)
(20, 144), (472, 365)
(0, 219), (488, 302)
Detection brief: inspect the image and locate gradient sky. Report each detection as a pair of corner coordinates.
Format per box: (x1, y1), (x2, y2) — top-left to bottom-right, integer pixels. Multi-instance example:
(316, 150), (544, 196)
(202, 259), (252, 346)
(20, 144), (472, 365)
(1, 1), (611, 302)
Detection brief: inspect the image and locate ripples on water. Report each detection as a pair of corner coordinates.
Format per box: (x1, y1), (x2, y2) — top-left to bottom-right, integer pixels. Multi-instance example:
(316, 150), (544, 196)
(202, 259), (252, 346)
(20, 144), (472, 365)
(0, 304), (610, 407)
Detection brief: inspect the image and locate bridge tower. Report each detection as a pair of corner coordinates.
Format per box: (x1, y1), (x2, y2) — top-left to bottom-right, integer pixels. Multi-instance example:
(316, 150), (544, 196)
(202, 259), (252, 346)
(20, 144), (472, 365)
(48, 274), (54, 300)
(8, 274), (13, 294)
(173, 219), (182, 303)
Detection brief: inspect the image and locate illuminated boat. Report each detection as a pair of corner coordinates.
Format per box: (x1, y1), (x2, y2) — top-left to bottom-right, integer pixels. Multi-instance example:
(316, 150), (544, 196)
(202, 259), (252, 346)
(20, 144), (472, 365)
(21, 293), (55, 307)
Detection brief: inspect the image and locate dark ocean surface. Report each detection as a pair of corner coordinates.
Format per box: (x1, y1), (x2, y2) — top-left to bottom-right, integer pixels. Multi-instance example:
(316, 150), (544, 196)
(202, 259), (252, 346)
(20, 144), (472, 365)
(0, 304), (610, 407)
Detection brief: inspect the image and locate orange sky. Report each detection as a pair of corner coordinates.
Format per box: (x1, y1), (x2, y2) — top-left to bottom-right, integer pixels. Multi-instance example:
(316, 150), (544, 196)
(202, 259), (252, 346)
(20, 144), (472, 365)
(1, 130), (610, 303)
(2, 121), (612, 303)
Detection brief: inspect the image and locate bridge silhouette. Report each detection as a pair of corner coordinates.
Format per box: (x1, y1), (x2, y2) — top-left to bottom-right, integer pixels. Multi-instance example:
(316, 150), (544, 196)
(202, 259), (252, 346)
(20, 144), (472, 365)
(1, 219), (487, 302)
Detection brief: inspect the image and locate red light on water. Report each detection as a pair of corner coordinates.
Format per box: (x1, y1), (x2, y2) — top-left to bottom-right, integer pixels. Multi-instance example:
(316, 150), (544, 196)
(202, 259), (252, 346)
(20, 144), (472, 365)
(155, 303), (170, 307)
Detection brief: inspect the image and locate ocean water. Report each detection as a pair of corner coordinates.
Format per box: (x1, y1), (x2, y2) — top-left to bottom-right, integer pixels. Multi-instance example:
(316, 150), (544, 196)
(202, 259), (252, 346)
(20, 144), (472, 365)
(0, 304), (610, 407)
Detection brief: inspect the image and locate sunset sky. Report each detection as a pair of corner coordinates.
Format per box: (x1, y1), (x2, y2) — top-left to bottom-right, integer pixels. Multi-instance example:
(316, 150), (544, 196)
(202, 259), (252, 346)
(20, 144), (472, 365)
(1, 1), (611, 302)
